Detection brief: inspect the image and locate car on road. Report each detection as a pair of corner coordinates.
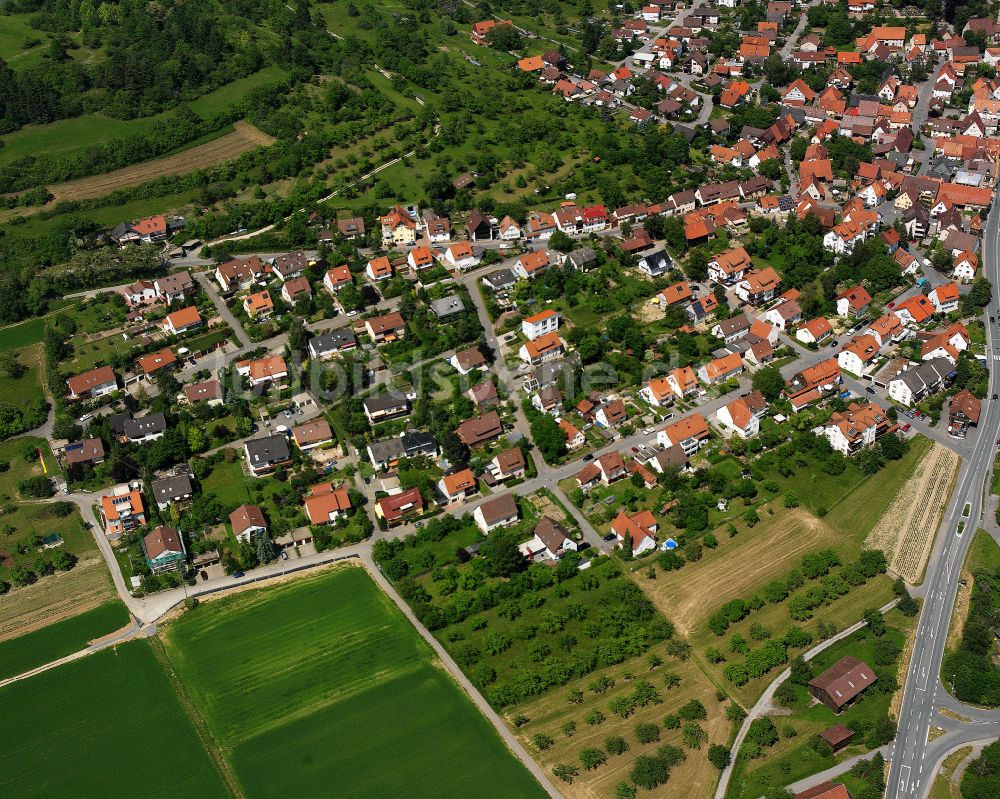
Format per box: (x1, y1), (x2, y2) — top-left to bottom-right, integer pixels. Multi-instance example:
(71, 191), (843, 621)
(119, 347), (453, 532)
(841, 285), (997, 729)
(347, 310), (358, 316)
(233, 571), (245, 578)
(200, 570), (209, 581)
(603, 533), (617, 542)
(631, 446), (639, 453)
(902, 423), (911, 432)
(582, 453), (594, 461)
(914, 410), (924, 419)
(415, 521), (425, 529)
(991, 317), (995, 324)
(887, 301), (895, 308)
(829, 339), (838, 347)
(280, 550), (288, 561)
(994, 394), (999, 400)
(866, 387), (876, 394)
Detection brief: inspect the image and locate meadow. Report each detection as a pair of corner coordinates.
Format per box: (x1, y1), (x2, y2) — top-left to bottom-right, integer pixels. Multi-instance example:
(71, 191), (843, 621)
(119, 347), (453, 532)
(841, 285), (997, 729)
(0, 640), (230, 798)
(0, 600), (129, 680)
(163, 565), (548, 797)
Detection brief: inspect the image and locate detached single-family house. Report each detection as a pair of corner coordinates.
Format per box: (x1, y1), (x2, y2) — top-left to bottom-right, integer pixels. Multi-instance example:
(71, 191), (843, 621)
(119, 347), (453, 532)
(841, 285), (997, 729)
(527, 516), (578, 560)
(244, 434), (293, 477)
(611, 510), (658, 555)
(439, 468), (478, 504)
(522, 310), (561, 340)
(304, 483), (352, 525)
(716, 397), (760, 438)
(67, 366), (118, 400)
(143, 526), (186, 573)
(473, 493), (520, 533)
(230, 504), (267, 543)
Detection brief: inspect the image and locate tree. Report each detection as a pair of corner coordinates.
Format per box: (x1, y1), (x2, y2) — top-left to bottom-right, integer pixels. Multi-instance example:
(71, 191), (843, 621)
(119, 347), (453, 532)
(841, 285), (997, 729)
(629, 754), (670, 790)
(682, 721), (708, 749)
(579, 747), (607, 770)
(534, 733), (554, 750)
(0, 351), (26, 379)
(528, 410), (568, 463)
(746, 717), (779, 748)
(606, 735), (629, 755)
(752, 366), (785, 400)
(678, 698), (707, 720)
(708, 744), (731, 769)
(863, 608), (886, 637)
(635, 722), (660, 744)
(615, 782), (637, 799)
(253, 530), (276, 564)
(18, 475), (53, 498)
(482, 531), (528, 578)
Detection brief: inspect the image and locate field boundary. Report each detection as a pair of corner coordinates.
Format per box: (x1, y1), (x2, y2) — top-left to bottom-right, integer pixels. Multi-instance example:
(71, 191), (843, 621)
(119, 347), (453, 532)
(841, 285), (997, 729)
(149, 636), (245, 799)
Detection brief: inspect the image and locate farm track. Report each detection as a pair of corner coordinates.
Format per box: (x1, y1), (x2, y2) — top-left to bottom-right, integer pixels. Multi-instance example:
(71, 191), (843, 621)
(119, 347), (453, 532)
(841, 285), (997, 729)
(149, 636), (246, 799)
(864, 443), (960, 584)
(47, 122), (276, 202)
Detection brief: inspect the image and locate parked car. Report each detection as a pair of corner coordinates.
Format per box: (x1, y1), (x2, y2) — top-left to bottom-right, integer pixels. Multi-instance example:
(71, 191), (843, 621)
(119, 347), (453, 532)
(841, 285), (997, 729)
(902, 423), (911, 432)
(200, 570), (209, 581)
(866, 387), (875, 394)
(603, 533), (617, 542)
(233, 571), (245, 578)
(582, 453), (594, 461)
(280, 551), (288, 561)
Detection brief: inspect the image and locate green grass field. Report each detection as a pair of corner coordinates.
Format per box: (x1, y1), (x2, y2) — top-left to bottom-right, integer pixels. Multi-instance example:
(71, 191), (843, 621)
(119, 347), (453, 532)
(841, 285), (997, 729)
(0, 317), (47, 353)
(0, 66), (287, 169)
(0, 640), (230, 799)
(0, 601), (130, 680)
(163, 566), (547, 797)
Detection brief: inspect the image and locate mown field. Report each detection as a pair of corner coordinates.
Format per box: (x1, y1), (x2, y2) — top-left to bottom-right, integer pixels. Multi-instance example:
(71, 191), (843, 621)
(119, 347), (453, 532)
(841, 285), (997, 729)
(0, 600), (129, 680)
(0, 640), (230, 798)
(163, 565), (548, 798)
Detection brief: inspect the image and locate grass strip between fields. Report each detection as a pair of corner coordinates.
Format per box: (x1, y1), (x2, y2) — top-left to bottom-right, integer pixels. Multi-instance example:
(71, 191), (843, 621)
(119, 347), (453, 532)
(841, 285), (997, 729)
(148, 637), (245, 799)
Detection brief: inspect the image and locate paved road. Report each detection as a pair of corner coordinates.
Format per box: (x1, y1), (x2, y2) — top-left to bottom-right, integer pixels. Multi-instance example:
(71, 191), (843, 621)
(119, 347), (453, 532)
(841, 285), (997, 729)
(195, 270), (252, 347)
(885, 201), (1000, 799)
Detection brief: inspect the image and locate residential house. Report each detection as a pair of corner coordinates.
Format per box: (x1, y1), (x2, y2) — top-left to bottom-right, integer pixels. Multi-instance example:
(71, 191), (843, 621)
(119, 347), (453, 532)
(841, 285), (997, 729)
(522, 309), (561, 341)
(456, 411), (504, 447)
(230, 505), (267, 543)
(929, 282), (961, 313)
(716, 397), (760, 438)
(363, 392), (411, 424)
(216, 256), (266, 292)
(243, 290), (274, 319)
(823, 402), (893, 454)
(735, 267), (782, 305)
(838, 335), (881, 375)
(637, 250), (672, 278)
(887, 357), (953, 406)
(953, 250), (978, 282)
(244, 434), (293, 477)
(443, 241), (479, 271)
(153, 272), (195, 304)
(698, 352), (743, 384)
(323, 265), (353, 294)
(236, 355), (288, 388)
(375, 487), (425, 526)
(763, 299), (802, 331)
(667, 365), (700, 398)
(473, 493), (520, 534)
(366, 431), (438, 469)
(611, 510), (658, 555)
(708, 246), (753, 284)
(430, 295), (466, 319)
(865, 313), (904, 347)
(657, 413), (710, 454)
(527, 516), (578, 560)
(641, 377), (675, 407)
(100, 489), (146, 539)
(595, 399), (627, 428)
(292, 419), (334, 452)
(948, 389), (981, 437)
(366, 256), (394, 282)
(450, 346), (488, 375)
(836, 286), (873, 318)
(513, 250), (552, 279)
(137, 347), (177, 379)
(713, 314), (751, 344)
(796, 317), (833, 345)
(280, 277), (312, 305)
(406, 246), (435, 272)
(559, 419), (585, 450)
(519, 331), (566, 365)
(150, 474), (193, 510)
(308, 330), (357, 360)
(67, 366), (118, 400)
(304, 483), (352, 525)
(64, 438), (106, 468)
(486, 448), (526, 484)
(439, 468), (478, 504)
(380, 205), (418, 246)
(336, 217), (366, 240)
(143, 526), (186, 573)
(365, 312), (406, 343)
(123, 413), (167, 443)
(162, 306), (203, 337)
(920, 322), (970, 363)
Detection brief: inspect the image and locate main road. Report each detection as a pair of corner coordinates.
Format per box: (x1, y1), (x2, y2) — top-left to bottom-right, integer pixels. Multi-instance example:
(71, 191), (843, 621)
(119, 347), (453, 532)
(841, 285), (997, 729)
(886, 203), (1000, 798)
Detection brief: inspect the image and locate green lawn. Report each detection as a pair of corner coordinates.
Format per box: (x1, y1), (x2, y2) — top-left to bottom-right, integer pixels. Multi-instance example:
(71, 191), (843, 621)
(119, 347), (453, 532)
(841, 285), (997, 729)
(0, 640), (230, 798)
(0, 343), (46, 409)
(0, 600), (130, 680)
(200, 456), (254, 509)
(163, 566), (548, 797)
(0, 435), (57, 498)
(0, 317), (47, 353)
(0, 13), (46, 70)
(0, 503), (95, 582)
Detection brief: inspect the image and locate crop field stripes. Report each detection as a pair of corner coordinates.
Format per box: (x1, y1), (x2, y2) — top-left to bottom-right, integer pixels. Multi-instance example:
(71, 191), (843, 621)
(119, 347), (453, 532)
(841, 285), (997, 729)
(149, 637), (245, 799)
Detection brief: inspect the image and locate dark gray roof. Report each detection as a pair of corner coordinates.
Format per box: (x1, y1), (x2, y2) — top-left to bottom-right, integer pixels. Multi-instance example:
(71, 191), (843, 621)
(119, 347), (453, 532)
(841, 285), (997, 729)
(123, 413), (167, 439)
(363, 392), (410, 414)
(567, 247), (598, 269)
(151, 474), (193, 503)
(430, 295), (465, 318)
(309, 329), (356, 354)
(482, 268), (517, 290)
(244, 434), (291, 465)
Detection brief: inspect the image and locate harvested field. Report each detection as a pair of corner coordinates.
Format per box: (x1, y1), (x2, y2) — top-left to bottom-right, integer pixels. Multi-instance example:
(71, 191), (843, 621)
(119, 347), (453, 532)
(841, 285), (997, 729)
(865, 443), (959, 584)
(48, 121), (275, 201)
(0, 556), (116, 640)
(644, 508), (838, 637)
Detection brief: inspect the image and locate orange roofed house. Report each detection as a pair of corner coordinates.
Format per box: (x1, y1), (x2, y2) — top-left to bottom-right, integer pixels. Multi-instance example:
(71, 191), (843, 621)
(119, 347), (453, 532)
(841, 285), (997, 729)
(304, 483), (352, 525)
(100, 489), (146, 540)
(611, 510), (658, 555)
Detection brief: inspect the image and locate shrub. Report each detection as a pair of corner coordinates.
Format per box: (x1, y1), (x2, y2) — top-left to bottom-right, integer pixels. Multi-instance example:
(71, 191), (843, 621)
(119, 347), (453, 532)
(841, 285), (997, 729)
(606, 735), (629, 755)
(635, 722), (660, 744)
(579, 747), (607, 770)
(708, 744), (731, 769)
